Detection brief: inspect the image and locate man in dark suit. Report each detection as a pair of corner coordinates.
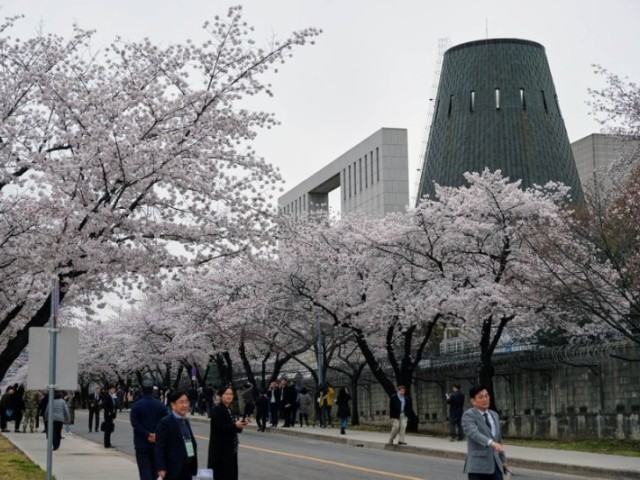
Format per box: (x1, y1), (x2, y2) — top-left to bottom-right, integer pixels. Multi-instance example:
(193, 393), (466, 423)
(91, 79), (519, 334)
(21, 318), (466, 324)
(267, 381), (280, 427)
(461, 385), (508, 480)
(130, 380), (168, 480)
(88, 386), (102, 433)
(446, 383), (465, 441)
(155, 389), (198, 480)
(102, 385), (117, 448)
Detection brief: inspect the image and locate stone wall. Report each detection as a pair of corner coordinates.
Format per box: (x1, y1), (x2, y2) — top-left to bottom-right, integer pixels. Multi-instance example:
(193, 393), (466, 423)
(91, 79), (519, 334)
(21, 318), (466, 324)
(353, 342), (640, 440)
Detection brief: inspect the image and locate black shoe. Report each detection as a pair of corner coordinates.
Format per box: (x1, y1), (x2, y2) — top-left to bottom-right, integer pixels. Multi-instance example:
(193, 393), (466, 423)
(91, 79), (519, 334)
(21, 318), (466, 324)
(104, 445), (113, 448)
(398, 441), (407, 445)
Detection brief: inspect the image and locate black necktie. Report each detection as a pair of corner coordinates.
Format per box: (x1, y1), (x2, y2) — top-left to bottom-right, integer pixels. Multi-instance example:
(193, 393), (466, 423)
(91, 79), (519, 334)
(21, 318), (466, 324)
(483, 412), (492, 434)
(178, 418), (191, 440)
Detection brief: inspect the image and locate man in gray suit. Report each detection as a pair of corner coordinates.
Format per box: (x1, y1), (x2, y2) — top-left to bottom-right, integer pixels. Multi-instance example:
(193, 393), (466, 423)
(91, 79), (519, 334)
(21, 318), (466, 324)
(461, 385), (508, 480)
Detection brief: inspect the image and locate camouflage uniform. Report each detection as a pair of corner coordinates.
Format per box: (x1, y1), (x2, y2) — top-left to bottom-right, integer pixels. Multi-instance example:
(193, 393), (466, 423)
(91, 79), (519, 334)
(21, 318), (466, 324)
(22, 389), (39, 433)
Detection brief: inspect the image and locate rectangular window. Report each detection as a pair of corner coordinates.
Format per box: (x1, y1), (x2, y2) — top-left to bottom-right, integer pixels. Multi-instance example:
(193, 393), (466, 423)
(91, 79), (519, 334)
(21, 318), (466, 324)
(353, 161), (357, 196)
(495, 88), (500, 110)
(470, 90), (475, 113)
(364, 154), (368, 188)
(348, 165), (351, 198)
(303, 195), (306, 211)
(376, 147), (380, 182)
(371, 151), (374, 185)
(541, 90), (548, 113)
(520, 88), (526, 110)
(359, 158), (362, 192)
(343, 169), (346, 200)
(448, 95), (454, 117)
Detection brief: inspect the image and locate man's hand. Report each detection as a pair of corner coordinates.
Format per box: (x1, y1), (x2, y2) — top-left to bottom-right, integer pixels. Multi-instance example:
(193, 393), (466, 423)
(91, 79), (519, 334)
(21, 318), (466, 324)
(490, 441), (506, 453)
(147, 432), (156, 443)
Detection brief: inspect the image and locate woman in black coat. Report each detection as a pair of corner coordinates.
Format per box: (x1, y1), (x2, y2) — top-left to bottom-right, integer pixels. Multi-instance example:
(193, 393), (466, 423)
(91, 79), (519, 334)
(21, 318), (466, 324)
(336, 387), (351, 435)
(207, 387), (248, 480)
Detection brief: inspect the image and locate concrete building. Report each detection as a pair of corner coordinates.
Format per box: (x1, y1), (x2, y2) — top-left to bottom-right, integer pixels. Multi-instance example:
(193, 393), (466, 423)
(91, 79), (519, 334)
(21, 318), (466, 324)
(417, 38), (584, 204)
(278, 128), (409, 217)
(571, 133), (640, 194)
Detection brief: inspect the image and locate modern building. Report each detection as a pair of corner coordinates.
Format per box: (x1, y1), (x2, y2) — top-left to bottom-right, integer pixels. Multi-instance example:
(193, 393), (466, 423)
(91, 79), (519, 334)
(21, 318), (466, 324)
(417, 38), (584, 204)
(571, 133), (640, 194)
(278, 128), (409, 217)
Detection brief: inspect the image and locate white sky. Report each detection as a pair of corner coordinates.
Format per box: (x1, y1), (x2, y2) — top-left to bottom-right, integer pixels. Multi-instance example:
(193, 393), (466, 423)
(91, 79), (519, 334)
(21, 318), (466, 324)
(3, 0), (639, 205)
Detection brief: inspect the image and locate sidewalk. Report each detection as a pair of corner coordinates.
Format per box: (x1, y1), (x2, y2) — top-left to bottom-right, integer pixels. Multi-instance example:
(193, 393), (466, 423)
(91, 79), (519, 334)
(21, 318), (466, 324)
(4, 417), (640, 479)
(2, 430), (138, 479)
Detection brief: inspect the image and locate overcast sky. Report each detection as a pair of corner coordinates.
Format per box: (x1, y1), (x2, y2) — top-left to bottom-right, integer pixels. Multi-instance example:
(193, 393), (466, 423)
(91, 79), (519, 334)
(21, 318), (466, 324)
(3, 0), (639, 205)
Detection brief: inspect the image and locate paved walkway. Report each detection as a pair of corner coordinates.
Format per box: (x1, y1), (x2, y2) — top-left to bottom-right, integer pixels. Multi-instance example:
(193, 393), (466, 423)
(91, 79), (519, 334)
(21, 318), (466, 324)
(3, 416), (640, 479)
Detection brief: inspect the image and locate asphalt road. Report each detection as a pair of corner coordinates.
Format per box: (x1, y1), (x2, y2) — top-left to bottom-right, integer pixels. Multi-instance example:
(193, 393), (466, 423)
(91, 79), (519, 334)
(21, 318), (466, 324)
(73, 410), (584, 480)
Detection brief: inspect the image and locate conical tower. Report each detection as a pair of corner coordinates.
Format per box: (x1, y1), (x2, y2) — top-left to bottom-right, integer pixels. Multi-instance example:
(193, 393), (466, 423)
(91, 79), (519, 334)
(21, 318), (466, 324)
(416, 38), (583, 203)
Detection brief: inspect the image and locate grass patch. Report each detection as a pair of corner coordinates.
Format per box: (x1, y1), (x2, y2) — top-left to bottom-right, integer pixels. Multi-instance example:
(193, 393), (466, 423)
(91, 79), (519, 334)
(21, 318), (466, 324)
(349, 423), (640, 457)
(0, 434), (52, 480)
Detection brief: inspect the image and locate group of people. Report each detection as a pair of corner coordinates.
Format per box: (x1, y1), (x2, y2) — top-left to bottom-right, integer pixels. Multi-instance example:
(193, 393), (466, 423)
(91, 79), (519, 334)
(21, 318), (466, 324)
(130, 381), (248, 480)
(385, 382), (508, 480)
(0, 384), (81, 438)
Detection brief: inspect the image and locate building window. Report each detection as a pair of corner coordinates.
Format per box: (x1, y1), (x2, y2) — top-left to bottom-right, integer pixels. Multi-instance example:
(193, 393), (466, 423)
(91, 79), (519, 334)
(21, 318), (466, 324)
(520, 88), (526, 110)
(370, 151), (374, 185)
(343, 169), (346, 200)
(541, 90), (548, 113)
(470, 90), (475, 113)
(448, 95), (454, 117)
(364, 154), (368, 188)
(348, 165), (351, 198)
(376, 147), (380, 182)
(303, 195), (306, 211)
(359, 158), (362, 192)
(495, 88), (500, 110)
(353, 161), (357, 196)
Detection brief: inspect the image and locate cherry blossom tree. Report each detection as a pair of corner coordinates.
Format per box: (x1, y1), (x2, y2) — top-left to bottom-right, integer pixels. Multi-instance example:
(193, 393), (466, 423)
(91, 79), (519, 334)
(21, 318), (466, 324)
(0, 9), (320, 381)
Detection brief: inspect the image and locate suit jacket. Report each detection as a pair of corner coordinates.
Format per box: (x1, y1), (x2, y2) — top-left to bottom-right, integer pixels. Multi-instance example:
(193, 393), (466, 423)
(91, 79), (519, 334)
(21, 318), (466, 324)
(130, 394), (168, 452)
(389, 394), (410, 419)
(461, 408), (506, 475)
(155, 414), (198, 480)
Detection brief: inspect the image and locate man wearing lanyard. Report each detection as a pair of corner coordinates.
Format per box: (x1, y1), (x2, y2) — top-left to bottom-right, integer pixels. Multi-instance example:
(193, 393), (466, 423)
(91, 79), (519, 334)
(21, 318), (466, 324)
(155, 390), (198, 480)
(388, 385), (409, 446)
(461, 385), (509, 480)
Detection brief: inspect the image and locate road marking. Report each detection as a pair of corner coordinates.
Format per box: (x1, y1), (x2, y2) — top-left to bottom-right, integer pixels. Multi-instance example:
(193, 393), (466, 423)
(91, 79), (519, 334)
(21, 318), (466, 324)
(238, 444), (425, 480)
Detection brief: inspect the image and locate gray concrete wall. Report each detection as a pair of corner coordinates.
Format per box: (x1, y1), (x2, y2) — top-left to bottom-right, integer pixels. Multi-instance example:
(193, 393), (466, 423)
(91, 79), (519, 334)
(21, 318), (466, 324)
(352, 343), (640, 440)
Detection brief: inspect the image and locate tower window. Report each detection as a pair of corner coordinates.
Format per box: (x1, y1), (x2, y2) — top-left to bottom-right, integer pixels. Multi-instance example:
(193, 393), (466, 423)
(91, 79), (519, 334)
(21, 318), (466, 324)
(495, 88), (500, 110)
(541, 90), (548, 113)
(470, 90), (475, 113)
(520, 88), (526, 110)
(364, 154), (368, 188)
(448, 95), (454, 117)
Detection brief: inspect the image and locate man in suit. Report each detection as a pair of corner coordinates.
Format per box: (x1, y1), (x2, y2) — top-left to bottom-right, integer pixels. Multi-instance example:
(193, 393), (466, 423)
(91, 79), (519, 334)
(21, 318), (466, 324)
(461, 385), (509, 480)
(267, 381), (280, 427)
(130, 380), (167, 480)
(88, 386), (102, 433)
(155, 389), (198, 480)
(387, 385), (409, 446)
(446, 383), (465, 441)
(102, 385), (117, 448)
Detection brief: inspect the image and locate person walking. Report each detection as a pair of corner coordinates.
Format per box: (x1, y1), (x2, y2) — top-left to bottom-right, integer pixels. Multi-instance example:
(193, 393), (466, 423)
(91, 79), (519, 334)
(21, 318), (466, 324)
(130, 380), (168, 480)
(155, 390), (198, 480)
(296, 388), (312, 427)
(388, 385), (409, 446)
(44, 391), (70, 450)
(462, 385), (509, 480)
(255, 389), (269, 432)
(207, 386), (248, 480)
(446, 383), (465, 441)
(335, 387), (351, 435)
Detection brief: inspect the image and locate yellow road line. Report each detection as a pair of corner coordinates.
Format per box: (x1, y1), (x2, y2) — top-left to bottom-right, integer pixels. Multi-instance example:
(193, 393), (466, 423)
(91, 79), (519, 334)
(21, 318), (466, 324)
(237, 443), (425, 480)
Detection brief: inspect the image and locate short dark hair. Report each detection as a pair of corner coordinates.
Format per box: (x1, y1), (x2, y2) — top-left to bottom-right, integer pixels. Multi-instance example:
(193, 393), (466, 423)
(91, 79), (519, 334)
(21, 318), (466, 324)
(217, 386), (234, 398)
(469, 385), (488, 399)
(168, 389), (189, 405)
(453, 383), (461, 390)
